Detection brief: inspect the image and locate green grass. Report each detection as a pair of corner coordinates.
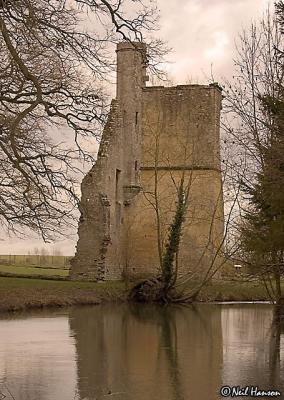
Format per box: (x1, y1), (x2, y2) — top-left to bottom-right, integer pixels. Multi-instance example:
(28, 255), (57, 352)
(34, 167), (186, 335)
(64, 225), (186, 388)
(0, 276), (127, 312)
(0, 276), (125, 290)
(0, 264), (69, 277)
(198, 280), (270, 302)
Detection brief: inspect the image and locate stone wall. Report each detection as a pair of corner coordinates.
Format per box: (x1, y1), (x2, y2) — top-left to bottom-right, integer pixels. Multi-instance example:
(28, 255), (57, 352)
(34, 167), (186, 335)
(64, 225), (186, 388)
(70, 100), (123, 280)
(125, 84), (224, 279)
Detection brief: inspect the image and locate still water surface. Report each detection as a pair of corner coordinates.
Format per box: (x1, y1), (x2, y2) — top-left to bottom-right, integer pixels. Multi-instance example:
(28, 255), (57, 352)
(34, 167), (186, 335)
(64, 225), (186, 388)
(0, 304), (283, 400)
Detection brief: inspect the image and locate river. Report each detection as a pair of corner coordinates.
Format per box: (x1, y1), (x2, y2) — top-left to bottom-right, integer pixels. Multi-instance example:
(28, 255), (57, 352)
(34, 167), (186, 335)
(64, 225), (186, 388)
(0, 304), (283, 400)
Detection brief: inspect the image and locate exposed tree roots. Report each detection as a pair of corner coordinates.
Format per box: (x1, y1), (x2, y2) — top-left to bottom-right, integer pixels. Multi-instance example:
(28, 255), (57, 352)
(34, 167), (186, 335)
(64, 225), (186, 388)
(128, 277), (197, 304)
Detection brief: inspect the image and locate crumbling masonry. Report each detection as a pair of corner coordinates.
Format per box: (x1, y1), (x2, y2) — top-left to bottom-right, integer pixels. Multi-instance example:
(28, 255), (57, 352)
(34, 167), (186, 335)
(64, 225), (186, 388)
(70, 42), (224, 281)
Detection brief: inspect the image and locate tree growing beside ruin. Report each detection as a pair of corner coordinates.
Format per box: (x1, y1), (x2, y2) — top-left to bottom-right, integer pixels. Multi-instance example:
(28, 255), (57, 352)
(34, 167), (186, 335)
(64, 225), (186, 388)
(0, 0), (166, 240)
(130, 160), (240, 303)
(129, 111), (236, 303)
(222, 4), (284, 302)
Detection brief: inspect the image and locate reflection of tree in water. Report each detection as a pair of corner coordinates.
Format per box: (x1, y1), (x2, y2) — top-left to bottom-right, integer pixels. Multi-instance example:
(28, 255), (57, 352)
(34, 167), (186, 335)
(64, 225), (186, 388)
(129, 304), (222, 400)
(157, 306), (186, 400)
(269, 304), (284, 388)
(128, 304), (186, 399)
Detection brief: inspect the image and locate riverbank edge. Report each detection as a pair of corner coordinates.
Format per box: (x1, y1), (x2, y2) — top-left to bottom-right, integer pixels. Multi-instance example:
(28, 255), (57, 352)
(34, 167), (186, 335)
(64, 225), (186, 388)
(0, 276), (274, 313)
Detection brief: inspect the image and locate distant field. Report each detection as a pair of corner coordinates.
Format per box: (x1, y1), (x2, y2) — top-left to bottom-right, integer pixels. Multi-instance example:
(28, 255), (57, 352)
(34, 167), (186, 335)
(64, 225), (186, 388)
(0, 254), (71, 269)
(0, 264), (69, 278)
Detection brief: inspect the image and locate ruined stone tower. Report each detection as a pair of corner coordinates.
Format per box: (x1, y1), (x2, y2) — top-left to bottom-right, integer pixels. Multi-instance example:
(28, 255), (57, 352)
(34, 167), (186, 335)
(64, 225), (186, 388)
(70, 42), (224, 281)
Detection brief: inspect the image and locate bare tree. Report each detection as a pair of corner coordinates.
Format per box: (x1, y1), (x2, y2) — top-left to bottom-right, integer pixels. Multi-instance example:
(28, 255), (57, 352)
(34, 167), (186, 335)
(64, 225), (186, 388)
(222, 7), (283, 180)
(0, 0), (166, 240)
(221, 6), (284, 301)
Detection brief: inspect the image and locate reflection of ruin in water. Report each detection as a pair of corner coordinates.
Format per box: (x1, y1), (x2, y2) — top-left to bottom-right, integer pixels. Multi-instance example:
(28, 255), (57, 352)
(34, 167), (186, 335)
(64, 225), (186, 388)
(69, 304), (223, 400)
(69, 304), (284, 400)
(0, 304), (283, 400)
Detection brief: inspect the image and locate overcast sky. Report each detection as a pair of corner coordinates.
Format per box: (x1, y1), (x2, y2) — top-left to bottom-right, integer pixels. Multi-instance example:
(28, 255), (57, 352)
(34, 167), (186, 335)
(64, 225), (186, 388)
(158, 0), (272, 83)
(0, 0), (273, 255)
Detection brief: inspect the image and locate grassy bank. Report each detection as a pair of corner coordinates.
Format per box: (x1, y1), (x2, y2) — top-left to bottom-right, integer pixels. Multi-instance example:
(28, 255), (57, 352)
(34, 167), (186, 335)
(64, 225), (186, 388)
(0, 277), (127, 313)
(0, 275), (275, 313)
(197, 280), (270, 302)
